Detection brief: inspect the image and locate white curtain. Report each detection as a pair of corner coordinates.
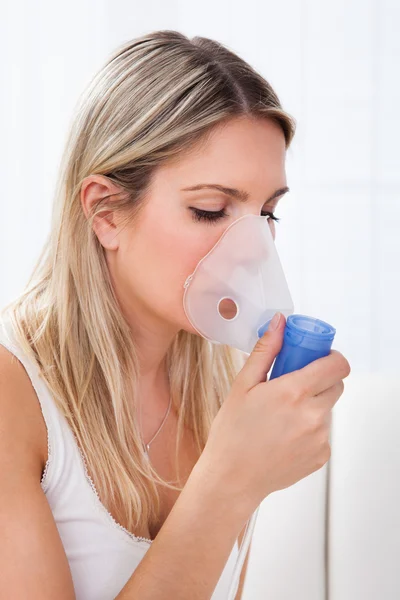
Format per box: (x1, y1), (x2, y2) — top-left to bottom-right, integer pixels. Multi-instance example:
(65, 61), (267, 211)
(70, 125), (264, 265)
(1, 1), (399, 598)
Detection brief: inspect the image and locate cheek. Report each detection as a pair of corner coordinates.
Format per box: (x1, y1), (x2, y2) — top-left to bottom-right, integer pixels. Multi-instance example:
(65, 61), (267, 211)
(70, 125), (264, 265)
(119, 216), (212, 323)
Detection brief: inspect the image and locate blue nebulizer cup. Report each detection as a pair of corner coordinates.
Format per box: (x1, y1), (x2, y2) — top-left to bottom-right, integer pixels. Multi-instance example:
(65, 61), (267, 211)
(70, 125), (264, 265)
(257, 314), (336, 380)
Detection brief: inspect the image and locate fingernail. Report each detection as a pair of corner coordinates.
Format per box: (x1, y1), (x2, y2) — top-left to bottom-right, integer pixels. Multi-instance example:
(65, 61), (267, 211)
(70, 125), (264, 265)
(268, 312), (281, 332)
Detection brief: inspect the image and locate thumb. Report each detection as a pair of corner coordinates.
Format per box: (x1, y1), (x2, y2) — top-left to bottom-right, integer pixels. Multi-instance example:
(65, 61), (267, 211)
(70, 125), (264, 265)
(235, 312), (286, 392)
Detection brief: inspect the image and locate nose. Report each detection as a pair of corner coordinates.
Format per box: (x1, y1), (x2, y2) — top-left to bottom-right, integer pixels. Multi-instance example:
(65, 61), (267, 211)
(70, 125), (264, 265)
(230, 205), (277, 242)
(219, 213), (275, 264)
(231, 203), (276, 236)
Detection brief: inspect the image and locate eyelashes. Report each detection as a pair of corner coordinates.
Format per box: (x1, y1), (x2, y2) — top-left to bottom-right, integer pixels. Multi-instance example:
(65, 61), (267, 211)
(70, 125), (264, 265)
(189, 207), (281, 225)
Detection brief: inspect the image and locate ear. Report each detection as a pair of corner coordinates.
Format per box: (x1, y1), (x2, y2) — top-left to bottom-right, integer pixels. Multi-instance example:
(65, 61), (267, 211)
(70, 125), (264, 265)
(80, 175), (124, 250)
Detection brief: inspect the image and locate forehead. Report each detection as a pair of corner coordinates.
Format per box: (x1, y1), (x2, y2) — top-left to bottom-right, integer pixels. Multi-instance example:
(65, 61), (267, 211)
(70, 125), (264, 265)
(152, 116), (287, 190)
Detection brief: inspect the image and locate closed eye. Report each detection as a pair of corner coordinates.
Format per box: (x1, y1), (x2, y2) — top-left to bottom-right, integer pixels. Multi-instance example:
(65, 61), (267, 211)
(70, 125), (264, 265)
(189, 207), (281, 224)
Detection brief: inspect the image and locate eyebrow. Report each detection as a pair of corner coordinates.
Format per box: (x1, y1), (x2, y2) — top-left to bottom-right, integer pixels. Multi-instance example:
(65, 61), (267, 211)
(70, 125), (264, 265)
(180, 183), (290, 203)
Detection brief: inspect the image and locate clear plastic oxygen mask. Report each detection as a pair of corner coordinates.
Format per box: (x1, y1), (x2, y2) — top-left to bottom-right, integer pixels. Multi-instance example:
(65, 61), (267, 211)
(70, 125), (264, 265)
(183, 213), (295, 355)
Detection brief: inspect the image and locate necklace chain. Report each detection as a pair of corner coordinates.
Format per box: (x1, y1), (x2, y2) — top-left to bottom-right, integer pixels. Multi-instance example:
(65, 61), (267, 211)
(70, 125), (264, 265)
(140, 392), (172, 461)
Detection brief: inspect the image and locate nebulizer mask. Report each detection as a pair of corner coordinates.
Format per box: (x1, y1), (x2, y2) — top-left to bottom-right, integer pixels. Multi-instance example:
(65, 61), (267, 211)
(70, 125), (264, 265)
(182, 213), (293, 598)
(183, 213), (295, 355)
(182, 212), (337, 600)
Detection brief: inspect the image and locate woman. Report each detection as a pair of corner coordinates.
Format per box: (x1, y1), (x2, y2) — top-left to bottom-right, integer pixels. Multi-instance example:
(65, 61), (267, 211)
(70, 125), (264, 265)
(0, 30), (350, 599)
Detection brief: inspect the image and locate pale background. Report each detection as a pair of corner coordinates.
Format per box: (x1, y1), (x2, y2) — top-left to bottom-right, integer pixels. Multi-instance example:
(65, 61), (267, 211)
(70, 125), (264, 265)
(1, 1), (399, 598)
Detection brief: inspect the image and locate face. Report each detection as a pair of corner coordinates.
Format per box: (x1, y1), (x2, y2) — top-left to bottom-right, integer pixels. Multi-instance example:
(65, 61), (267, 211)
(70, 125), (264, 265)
(82, 116), (288, 337)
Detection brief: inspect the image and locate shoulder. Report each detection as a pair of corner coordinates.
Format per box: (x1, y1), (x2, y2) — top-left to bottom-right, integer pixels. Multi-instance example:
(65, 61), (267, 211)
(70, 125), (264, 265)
(0, 343), (48, 482)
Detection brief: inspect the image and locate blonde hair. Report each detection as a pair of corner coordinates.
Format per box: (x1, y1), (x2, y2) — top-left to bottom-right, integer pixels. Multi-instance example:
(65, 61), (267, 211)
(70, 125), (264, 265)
(2, 30), (296, 536)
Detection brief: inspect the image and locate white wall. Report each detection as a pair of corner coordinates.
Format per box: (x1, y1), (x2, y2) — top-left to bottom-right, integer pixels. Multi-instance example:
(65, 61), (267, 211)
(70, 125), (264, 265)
(1, 1), (399, 598)
(2, 0), (399, 374)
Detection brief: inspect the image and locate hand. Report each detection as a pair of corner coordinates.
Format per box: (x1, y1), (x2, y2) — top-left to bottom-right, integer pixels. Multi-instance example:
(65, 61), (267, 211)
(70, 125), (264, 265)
(198, 313), (351, 512)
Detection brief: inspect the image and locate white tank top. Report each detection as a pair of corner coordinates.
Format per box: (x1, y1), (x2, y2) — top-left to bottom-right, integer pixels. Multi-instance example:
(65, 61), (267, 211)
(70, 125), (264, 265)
(0, 316), (240, 600)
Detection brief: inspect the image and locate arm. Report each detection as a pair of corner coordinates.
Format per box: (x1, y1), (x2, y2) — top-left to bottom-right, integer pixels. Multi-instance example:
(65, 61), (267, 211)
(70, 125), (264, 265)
(234, 525), (253, 600)
(116, 458), (254, 600)
(0, 346), (76, 599)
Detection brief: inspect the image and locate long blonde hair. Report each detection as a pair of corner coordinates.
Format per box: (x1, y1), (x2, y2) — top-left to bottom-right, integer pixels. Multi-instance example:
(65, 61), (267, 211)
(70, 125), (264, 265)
(1, 30), (296, 535)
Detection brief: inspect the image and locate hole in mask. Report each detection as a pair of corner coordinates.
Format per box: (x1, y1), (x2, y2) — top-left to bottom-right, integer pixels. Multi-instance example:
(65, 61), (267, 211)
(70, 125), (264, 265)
(218, 297), (239, 320)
